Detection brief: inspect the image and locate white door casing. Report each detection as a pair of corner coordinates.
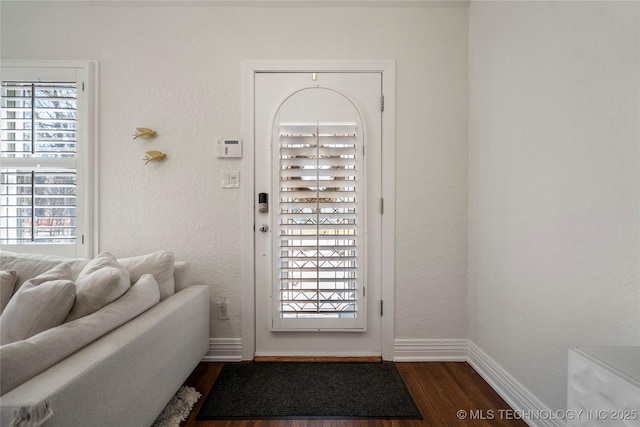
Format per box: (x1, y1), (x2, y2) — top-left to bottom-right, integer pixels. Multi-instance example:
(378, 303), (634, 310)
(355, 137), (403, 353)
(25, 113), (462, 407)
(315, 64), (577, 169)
(241, 60), (395, 360)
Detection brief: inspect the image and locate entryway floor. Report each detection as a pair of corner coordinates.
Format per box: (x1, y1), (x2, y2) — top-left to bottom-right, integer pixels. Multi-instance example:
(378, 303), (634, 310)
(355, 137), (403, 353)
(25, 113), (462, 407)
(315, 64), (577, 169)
(179, 362), (528, 427)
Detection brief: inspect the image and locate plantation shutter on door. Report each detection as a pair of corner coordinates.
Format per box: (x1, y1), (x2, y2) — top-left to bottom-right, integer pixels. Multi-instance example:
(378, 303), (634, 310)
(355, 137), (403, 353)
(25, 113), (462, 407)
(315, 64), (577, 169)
(1, 80), (78, 245)
(276, 121), (365, 330)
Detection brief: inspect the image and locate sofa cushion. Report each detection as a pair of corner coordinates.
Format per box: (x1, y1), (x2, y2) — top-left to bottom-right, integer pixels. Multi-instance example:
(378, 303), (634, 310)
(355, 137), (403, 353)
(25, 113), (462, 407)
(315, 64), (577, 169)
(0, 264), (76, 345)
(0, 273), (160, 395)
(0, 251), (87, 293)
(118, 251), (175, 300)
(65, 252), (131, 322)
(0, 271), (17, 314)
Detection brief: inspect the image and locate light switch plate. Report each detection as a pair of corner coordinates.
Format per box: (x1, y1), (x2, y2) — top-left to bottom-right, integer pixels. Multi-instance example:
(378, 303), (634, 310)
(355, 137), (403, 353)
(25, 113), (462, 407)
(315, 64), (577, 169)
(222, 171), (240, 188)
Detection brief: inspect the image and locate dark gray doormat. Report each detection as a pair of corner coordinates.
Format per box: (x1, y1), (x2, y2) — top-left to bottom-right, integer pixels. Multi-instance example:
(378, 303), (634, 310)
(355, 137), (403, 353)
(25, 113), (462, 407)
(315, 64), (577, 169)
(196, 362), (422, 420)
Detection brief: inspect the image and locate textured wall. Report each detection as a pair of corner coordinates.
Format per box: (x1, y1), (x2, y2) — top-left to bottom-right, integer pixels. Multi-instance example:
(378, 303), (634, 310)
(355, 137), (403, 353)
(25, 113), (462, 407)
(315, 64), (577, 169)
(468, 1), (640, 410)
(1, 2), (469, 342)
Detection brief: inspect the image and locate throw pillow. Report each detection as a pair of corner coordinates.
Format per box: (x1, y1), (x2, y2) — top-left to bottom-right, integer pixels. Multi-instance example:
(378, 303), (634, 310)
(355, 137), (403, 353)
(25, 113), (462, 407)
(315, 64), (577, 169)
(1, 270), (18, 314)
(118, 251), (175, 300)
(0, 264), (76, 345)
(64, 252), (131, 322)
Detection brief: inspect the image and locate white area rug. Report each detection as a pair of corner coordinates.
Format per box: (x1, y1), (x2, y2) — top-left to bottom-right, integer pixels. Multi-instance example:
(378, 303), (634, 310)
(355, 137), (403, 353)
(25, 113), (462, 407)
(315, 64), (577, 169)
(152, 386), (202, 427)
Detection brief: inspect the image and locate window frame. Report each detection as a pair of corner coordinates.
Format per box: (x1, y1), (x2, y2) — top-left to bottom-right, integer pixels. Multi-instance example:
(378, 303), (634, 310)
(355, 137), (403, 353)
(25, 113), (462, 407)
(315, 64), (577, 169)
(1, 61), (98, 258)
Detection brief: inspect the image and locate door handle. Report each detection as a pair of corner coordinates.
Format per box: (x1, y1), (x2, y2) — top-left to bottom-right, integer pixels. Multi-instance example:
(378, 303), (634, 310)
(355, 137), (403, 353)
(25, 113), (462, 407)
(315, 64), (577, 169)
(258, 224), (269, 233)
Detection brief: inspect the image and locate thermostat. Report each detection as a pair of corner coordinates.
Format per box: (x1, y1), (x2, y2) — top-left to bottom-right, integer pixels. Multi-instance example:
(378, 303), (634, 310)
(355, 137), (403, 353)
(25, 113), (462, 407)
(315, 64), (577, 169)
(217, 139), (242, 158)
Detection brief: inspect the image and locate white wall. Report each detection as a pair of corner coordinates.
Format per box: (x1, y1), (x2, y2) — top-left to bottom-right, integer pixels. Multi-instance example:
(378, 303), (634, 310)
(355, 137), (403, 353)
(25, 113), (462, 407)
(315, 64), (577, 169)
(4, 0), (638, 414)
(468, 0), (640, 411)
(1, 2), (469, 344)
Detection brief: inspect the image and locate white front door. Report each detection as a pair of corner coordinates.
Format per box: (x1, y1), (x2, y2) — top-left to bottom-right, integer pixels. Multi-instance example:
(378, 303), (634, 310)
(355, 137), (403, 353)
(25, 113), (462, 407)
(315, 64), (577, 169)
(254, 72), (383, 357)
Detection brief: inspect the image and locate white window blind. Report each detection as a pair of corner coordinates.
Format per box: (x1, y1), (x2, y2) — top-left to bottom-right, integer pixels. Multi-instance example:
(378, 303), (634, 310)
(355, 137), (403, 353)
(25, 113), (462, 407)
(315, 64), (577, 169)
(0, 64), (92, 257)
(278, 122), (362, 322)
(1, 169), (77, 244)
(1, 82), (77, 158)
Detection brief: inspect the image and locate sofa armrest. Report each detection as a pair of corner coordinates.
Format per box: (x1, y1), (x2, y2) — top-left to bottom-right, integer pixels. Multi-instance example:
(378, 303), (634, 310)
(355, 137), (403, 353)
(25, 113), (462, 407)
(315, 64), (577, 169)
(0, 285), (209, 427)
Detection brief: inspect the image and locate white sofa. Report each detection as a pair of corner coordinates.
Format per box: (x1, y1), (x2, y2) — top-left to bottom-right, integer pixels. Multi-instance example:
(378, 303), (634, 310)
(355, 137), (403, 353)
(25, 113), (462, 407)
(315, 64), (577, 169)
(0, 251), (209, 427)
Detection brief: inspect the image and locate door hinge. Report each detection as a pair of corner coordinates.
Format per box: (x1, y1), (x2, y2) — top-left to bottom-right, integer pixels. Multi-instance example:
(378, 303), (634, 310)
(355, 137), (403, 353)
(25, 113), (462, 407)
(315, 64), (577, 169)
(81, 234), (85, 244)
(82, 81), (85, 92)
(380, 197), (384, 214)
(380, 95), (385, 112)
(380, 300), (384, 316)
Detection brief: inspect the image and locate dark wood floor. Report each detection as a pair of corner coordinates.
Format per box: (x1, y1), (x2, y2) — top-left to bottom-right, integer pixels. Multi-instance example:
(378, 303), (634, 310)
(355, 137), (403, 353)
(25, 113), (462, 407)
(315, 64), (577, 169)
(180, 362), (528, 427)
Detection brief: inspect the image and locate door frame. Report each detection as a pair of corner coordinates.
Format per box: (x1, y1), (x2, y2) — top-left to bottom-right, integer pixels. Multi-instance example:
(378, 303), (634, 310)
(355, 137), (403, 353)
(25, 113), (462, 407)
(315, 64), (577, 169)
(240, 60), (396, 360)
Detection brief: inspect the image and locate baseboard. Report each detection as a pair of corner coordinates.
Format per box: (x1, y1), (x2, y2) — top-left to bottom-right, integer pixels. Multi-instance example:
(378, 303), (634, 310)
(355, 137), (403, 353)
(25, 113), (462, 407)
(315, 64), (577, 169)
(393, 338), (468, 361)
(205, 337), (468, 362)
(202, 338), (242, 362)
(467, 341), (564, 427)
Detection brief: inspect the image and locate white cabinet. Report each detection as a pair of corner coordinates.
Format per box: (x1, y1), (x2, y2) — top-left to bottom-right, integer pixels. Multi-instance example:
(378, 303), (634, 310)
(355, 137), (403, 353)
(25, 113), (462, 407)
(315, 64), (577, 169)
(567, 347), (640, 426)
